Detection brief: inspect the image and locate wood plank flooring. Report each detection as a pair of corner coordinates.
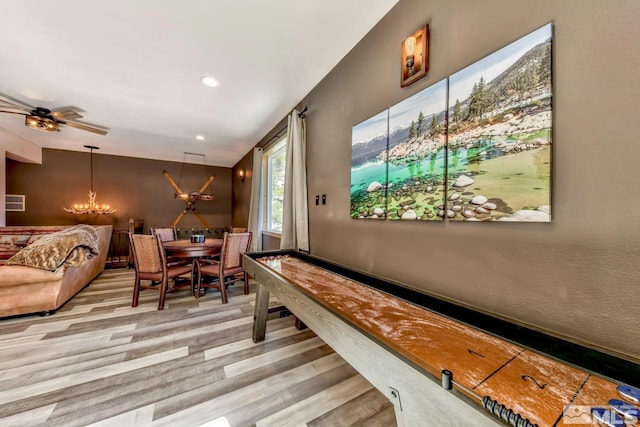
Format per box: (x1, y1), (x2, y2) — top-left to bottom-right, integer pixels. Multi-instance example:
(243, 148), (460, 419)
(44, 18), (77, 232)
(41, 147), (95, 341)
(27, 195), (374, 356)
(0, 269), (395, 427)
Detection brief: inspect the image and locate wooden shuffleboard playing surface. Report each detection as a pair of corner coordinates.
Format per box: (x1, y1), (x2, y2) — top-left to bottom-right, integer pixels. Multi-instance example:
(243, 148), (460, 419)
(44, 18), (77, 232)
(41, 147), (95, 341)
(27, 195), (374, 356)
(245, 252), (639, 427)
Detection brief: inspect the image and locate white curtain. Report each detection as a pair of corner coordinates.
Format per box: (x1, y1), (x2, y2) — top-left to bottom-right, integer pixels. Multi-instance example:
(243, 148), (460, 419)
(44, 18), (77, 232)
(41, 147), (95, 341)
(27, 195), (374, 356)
(247, 147), (263, 252)
(280, 110), (309, 252)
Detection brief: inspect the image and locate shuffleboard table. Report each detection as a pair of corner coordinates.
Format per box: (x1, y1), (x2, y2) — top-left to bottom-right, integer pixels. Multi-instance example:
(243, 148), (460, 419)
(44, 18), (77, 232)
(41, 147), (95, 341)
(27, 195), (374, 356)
(243, 250), (639, 427)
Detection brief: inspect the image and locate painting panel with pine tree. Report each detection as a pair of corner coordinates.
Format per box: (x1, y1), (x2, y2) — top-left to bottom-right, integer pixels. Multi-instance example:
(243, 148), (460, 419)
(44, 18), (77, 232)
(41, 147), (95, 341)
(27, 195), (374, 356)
(387, 78), (448, 220)
(447, 23), (553, 222)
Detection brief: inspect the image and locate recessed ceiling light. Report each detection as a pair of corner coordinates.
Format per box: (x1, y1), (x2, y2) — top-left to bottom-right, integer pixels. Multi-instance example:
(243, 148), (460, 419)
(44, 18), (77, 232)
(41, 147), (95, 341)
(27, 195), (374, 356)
(195, 135), (205, 141)
(200, 76), (219, 87)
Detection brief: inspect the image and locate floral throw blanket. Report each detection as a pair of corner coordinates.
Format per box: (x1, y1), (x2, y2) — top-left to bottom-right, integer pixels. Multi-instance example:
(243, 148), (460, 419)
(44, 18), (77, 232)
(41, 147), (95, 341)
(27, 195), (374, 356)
(6, 225), (99, 272)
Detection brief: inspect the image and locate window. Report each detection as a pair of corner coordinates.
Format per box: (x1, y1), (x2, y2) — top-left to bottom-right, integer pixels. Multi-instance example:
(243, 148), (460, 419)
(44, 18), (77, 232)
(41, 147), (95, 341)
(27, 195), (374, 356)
(263, 137), (287, 233)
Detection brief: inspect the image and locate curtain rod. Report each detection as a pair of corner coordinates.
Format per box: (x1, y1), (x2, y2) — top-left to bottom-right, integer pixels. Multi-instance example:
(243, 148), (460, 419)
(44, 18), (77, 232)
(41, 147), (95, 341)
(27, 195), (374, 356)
(260, 125), (287, 149)
(260, 106), (307, 149)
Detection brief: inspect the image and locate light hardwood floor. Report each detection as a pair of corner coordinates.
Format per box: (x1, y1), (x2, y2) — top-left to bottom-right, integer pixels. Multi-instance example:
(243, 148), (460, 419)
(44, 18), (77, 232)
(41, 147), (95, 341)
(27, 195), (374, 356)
(0, 269), (395, 427)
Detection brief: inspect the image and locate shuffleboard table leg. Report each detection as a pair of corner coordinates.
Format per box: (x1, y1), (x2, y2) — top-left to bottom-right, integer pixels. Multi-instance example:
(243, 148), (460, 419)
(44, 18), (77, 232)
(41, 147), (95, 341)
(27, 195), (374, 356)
(294, 317), (307, 330)
(252, 283), (270, 342)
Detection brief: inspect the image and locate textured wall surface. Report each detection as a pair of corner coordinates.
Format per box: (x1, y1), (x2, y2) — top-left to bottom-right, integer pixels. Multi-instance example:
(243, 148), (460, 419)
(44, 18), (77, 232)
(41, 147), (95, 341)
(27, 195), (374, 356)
(231, 149), (254, 229)
(289, 0), (640, 360)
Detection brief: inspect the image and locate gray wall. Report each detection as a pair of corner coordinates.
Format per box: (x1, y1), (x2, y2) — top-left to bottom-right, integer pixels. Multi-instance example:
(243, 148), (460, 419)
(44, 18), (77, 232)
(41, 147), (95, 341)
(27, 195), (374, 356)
(291, 0), (639, 360)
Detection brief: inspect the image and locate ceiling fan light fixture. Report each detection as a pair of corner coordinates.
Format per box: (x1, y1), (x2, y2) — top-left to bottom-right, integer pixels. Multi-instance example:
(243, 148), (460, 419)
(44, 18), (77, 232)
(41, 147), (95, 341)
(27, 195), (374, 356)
(195, 135), (205, 141)
(25, 115), (59, 132)
(200, 76), (219, 87)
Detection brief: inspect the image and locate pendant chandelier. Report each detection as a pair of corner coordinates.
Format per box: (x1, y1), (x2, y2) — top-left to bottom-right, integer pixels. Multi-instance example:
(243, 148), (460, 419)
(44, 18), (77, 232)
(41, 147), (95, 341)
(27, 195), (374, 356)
(64, 145), (116, 215)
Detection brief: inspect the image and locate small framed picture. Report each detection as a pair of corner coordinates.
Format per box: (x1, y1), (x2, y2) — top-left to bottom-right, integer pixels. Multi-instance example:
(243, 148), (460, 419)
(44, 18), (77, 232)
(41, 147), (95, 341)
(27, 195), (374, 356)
(401, 24), (429, 87)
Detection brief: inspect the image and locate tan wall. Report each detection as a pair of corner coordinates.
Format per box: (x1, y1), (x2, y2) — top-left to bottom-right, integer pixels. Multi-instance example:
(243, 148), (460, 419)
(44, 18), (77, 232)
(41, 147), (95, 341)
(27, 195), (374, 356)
(235, 0), (640, 361)
(1, 129), (43, 226)
(7, 148), (232, 233)
(231, 149), (254, 229)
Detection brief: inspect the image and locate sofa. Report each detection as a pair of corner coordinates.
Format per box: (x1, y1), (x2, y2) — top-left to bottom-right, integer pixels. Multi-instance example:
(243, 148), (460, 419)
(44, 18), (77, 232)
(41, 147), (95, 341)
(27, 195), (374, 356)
(0, 225), (113, 317)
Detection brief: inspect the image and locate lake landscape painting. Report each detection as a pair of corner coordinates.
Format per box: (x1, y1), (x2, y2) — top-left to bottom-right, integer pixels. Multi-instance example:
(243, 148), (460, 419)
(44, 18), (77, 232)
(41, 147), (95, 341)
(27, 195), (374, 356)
(446, 23), (552, 222)
(386, 78), (448, 220)
(350, 110), (389, 219)
(350, 23), (552, 223)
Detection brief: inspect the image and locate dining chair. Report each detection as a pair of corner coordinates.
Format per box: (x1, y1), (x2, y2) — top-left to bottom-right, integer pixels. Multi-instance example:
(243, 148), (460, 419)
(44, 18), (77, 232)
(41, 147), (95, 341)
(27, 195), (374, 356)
(195, 232), (252, 303)
(230, 227), (248, 233)
(129, 233), (194, 310)
(150, 227), (177, 242)
(150, 226), (189, 267)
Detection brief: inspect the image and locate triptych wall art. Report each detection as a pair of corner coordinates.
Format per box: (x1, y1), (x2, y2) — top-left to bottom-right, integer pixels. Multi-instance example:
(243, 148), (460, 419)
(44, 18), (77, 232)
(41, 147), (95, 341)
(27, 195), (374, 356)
(350, 23), (552, 222)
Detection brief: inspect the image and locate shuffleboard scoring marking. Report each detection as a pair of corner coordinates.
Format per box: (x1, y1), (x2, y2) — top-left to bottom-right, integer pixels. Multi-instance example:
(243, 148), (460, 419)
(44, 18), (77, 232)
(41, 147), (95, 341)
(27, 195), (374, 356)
(441, 369), (539, 427)
(521, 375), (547, 390)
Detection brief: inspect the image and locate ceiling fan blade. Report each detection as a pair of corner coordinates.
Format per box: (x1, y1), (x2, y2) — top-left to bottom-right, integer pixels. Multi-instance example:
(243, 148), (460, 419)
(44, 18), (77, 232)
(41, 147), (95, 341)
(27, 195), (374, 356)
(62, 119), (108, 135)
(0, 108), (28, 116)
(51, 109), (84, 120)
(0, 93), (33, 112)
(0, 94), (108, 135)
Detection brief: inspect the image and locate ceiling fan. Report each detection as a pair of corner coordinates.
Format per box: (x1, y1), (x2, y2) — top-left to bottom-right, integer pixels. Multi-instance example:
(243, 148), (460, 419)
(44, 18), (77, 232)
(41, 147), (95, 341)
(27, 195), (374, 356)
(0, 93), (108, 135)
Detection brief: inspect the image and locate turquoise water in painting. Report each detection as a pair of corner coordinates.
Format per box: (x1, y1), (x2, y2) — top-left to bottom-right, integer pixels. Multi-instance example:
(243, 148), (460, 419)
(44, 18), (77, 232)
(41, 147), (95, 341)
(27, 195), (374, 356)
(350, 150), (447, 195)
(350, 135), (543, 196)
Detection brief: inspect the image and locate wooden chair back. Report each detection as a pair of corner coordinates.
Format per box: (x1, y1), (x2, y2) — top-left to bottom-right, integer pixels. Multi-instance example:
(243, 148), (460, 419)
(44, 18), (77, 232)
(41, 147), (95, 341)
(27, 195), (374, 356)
(230, 227), (248, 233)
(130, 234), (165, 274)
(220, 232), (252, 272)
(151, 227), (177, 242)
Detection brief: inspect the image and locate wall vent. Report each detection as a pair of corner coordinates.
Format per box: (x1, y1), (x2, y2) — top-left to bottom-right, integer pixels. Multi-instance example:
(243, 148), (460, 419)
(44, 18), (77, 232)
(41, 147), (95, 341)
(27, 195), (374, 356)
(6, 194), (25, 212)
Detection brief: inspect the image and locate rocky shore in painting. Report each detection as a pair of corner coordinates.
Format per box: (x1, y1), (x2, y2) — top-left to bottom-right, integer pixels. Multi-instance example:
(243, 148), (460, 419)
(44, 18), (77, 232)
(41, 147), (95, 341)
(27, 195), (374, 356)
(351, 141), (551, 222)
(351, 173), (550, 221)
(351, 183), (387, 219)
(378, 134), (445, 166)
(351, 176), (445, 220)
(445, 172), (551, 221)
(449, 110), (551, 151)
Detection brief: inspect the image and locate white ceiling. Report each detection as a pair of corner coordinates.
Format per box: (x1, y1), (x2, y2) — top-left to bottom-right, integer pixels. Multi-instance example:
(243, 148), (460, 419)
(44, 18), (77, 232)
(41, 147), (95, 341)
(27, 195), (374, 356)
(0, 0), (398, 167)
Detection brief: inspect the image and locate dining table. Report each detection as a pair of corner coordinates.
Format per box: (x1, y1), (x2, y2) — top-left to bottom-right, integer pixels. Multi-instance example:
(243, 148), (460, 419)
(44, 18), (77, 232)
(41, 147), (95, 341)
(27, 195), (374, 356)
(162, 238), (223, 296)
(162, 238), (223, 259)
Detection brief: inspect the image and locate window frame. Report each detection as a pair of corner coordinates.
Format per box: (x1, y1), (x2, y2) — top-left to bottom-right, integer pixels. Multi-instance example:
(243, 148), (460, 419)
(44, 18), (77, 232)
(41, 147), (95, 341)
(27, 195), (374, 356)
(262, 136), (287, 235)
